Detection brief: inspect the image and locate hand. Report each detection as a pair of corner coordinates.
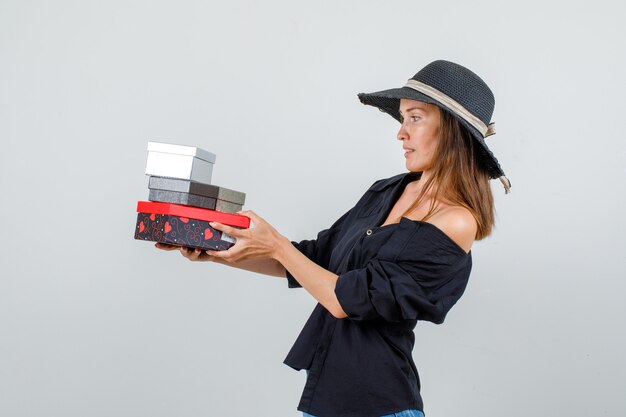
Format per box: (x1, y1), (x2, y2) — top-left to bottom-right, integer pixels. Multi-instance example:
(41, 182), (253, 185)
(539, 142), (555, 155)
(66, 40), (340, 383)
(205, 210), (287, 263)
(154, 242), (217, 262)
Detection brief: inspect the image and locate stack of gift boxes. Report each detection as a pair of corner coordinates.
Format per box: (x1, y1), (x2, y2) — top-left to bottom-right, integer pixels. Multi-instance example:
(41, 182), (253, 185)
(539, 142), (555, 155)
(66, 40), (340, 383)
(134, 141), (250, 251)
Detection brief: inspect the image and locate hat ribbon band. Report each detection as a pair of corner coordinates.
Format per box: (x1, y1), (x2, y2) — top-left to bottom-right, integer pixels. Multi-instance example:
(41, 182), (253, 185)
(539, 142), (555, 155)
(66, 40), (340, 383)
(404, 79), (496, 138)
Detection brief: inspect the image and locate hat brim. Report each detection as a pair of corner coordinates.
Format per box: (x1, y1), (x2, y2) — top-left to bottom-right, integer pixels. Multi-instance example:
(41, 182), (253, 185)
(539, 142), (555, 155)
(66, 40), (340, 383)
(358, 88), (506, 180)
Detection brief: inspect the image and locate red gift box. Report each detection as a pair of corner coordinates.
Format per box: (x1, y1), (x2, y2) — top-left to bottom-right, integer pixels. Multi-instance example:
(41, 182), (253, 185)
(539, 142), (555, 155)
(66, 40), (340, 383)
(134, 201), (250, 250)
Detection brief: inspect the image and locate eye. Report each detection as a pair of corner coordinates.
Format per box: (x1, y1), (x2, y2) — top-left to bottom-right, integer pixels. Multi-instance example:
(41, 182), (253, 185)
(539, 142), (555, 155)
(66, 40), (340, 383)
(410, 115), (421, 122)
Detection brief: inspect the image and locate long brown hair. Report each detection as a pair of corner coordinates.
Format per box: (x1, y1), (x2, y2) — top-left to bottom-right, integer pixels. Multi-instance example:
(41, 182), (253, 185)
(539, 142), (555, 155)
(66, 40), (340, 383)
(398, 108), (495, 240)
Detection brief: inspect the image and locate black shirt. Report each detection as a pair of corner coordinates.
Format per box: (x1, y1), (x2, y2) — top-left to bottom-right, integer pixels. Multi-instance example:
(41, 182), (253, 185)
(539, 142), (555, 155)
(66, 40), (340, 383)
(284, 171), (473, 417)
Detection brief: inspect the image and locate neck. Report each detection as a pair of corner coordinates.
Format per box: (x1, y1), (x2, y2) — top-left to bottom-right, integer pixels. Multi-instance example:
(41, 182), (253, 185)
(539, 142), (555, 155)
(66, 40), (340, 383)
(406, 170), (434, 195)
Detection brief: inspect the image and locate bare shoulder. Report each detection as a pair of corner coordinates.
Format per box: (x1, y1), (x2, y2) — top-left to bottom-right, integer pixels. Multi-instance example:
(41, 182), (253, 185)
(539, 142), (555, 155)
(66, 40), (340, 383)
(429, 206), (477, 253)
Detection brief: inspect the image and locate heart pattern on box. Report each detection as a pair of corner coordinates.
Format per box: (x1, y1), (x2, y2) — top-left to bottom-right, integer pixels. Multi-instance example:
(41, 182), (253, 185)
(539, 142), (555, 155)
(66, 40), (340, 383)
(134, 212), (239, 251)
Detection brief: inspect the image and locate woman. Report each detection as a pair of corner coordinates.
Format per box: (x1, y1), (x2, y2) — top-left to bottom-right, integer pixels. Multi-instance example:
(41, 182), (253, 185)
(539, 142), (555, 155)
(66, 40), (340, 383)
(156, 60), (510, 417)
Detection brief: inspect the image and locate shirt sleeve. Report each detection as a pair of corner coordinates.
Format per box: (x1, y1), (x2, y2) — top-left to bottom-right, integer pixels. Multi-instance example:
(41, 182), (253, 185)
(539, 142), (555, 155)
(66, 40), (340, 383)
(284, 207), (354, 288)
(333, 226), (472, 323)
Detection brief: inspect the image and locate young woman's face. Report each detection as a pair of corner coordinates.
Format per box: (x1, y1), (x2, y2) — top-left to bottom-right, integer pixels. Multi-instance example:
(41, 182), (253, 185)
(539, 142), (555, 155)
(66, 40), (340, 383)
(397, 99), (441, 173)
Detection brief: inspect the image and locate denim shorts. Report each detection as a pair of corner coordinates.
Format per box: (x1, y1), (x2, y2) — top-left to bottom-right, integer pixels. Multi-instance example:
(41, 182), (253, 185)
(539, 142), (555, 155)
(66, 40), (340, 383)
(303, 409), (424, 417)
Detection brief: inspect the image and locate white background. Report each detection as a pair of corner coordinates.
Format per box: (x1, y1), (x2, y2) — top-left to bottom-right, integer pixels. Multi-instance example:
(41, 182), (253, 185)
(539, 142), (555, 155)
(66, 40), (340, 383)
(1, 1), (625, 416)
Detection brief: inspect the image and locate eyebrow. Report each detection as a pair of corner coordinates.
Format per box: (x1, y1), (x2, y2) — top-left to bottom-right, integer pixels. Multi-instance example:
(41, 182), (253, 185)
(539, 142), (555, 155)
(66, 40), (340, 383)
(399, 106), (427, 114)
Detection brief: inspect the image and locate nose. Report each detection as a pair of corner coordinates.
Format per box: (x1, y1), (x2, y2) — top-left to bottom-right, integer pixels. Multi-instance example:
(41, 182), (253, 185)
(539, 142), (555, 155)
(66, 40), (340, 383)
(397, 120), (408, 141)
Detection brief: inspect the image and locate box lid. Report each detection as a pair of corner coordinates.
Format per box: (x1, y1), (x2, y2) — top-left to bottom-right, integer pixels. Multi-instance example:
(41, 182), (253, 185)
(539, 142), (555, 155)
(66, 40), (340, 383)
(136, 201), (250, 228)
(147, 141), (217, 163)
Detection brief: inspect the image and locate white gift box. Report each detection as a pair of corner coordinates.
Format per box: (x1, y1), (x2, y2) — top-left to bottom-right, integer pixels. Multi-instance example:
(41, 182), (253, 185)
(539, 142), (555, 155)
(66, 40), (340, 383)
(145, 141), (217, 183)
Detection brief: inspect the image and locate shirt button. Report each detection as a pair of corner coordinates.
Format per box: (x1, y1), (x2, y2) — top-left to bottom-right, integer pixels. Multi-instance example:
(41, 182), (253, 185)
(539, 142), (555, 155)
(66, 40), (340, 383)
(366, 229), (373, 236)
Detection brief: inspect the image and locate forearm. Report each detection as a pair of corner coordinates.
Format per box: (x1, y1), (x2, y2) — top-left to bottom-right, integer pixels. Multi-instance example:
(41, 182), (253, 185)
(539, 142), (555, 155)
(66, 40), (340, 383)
(212, 257), (286, 278)
(274, 237), (347, 318)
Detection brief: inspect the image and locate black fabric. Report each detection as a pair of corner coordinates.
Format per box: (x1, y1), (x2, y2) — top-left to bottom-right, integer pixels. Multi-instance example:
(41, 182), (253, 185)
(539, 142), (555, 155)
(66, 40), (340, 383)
(283, 172), (472, 417)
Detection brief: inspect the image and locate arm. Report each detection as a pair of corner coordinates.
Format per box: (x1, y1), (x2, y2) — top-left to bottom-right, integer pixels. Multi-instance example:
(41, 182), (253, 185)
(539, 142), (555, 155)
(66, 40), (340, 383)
(213, 256), (287, 278)
(203, 210), (350, 319)
(333, 223), (473, 323)
(155, 243), (286, 277)
(274, 236), (347, 318)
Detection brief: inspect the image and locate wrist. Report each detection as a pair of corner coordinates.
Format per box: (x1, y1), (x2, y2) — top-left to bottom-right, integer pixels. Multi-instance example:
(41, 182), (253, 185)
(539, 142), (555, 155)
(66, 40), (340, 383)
(273, 235), (293, 262)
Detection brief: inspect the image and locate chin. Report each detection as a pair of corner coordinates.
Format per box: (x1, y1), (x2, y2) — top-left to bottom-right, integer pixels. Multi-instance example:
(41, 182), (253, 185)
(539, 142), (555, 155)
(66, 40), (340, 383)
(406, 161), (425, 172)
(406, 155), (432, 172)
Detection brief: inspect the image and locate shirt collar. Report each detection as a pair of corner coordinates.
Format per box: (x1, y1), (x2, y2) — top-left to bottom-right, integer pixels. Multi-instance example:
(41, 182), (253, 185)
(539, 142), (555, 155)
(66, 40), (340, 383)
(369, 171), (422, 193)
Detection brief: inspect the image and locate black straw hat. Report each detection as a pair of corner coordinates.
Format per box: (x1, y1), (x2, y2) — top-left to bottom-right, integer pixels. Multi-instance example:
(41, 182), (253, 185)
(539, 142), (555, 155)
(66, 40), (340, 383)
(358, 60), (511, 193)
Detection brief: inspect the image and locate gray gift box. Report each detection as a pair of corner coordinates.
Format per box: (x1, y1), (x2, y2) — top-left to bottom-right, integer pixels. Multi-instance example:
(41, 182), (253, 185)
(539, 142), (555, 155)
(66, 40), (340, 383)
(148, 189), (244, 213)
(148, 176), (246, 205)
(148, 176), (246, 214)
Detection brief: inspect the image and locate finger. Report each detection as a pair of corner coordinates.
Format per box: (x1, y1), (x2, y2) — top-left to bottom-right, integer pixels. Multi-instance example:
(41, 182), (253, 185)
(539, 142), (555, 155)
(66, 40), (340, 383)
(238, 210), (263, 228)
(239, 210), (263, 223)
(180, 246), (194, 258)
(155, 243), (180, 251)
(205, 253), (227, 263)
(188, 248), (202, 260)
(180, 246), (202, 260)
(205, 248), (238, 261)
(200, 251), (218, 262)
(209, 221), (247, 238)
